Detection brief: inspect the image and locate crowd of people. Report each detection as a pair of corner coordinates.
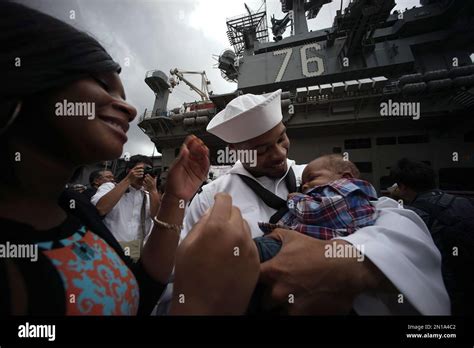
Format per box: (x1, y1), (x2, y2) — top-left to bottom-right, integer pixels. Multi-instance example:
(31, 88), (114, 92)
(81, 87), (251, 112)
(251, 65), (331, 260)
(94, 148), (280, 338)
(0, 1), (472, 316)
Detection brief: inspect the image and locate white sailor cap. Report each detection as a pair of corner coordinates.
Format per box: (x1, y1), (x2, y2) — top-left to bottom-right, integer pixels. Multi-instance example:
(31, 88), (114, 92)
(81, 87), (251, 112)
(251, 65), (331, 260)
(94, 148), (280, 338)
(206, 89), (282, 143)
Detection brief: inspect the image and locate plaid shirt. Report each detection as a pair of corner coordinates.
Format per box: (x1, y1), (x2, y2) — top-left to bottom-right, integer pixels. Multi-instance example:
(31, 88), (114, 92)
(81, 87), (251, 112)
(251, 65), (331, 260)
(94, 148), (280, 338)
(258, 178), (378, 240)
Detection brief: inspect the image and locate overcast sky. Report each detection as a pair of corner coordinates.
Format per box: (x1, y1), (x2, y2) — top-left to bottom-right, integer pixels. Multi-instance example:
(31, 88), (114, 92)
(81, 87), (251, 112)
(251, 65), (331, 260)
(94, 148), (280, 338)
(18, 0), (420, 157)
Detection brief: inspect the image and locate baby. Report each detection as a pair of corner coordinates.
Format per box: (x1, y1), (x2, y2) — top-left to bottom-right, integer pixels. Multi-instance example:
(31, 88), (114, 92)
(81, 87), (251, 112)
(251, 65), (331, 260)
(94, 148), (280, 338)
(254, 154), (378, 262)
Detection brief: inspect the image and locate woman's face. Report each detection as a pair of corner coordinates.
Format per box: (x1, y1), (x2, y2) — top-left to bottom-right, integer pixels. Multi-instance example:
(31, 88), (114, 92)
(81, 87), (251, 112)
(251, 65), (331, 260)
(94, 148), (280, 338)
(33, 71), (137, 164)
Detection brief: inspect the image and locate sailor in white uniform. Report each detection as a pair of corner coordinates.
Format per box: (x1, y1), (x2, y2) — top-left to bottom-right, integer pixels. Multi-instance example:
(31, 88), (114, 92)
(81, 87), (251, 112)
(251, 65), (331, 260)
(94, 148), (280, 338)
(161, 89), (450, 315)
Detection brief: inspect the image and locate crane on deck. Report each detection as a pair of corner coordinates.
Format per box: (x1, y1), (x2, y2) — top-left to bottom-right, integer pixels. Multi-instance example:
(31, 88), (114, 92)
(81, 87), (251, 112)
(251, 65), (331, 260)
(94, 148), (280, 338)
(169, 68), (213, 101)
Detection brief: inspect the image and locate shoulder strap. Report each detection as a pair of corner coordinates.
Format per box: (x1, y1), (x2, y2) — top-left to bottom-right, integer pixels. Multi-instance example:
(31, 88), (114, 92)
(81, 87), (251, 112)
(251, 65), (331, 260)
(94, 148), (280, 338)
(58, 190), (131, 265)
(237, 167), (297, 223)
(237, 174), (286, 210)
(139, 191), (148, 251)
(285, 166), (297, 193)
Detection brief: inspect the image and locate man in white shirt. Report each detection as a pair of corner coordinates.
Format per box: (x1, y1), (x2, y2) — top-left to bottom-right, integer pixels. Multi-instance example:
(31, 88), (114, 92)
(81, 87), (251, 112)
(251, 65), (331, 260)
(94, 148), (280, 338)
(91, 155), (160, 260)
(178, 89), (450, 315)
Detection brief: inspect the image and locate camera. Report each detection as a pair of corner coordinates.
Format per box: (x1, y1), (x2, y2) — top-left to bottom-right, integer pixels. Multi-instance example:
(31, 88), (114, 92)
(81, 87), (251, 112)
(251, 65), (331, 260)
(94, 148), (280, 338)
(143, 166), (156, 177)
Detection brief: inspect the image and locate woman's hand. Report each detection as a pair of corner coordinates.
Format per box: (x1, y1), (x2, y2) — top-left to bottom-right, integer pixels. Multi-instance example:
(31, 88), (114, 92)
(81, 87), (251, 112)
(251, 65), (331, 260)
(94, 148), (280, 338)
(165, 135), (210, 202)
(140, 135), (208, 284)
(170, 193), (260, 315)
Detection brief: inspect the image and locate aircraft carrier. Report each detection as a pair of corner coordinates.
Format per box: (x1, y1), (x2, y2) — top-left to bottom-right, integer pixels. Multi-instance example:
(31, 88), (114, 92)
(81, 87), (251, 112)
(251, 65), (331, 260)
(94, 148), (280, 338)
(138, 0), (474, 194)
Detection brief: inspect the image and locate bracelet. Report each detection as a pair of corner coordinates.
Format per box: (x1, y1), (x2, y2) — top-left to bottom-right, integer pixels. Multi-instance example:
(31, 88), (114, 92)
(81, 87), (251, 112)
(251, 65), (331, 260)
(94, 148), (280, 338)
(153, 217), (183, 236)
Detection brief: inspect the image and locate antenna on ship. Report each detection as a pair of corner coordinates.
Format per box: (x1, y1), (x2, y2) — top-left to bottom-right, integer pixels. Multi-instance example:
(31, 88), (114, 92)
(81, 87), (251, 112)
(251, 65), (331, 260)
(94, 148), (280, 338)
(244, 3), (252, 16)
(214, 1), (269, 83)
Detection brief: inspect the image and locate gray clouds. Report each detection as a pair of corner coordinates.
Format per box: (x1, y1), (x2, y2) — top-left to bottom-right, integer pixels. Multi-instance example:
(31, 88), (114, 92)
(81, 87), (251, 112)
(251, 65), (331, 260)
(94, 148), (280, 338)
(16, 0), (419, 156)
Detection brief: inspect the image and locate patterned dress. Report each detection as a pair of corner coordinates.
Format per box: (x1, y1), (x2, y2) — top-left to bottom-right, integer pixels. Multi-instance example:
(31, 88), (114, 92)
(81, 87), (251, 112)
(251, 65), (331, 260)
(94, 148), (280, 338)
(0, 214), (140, 315)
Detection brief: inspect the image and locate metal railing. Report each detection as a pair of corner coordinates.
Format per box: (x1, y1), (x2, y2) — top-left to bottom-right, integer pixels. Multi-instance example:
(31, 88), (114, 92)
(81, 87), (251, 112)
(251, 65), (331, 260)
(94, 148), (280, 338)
(139, 109), (172, 122)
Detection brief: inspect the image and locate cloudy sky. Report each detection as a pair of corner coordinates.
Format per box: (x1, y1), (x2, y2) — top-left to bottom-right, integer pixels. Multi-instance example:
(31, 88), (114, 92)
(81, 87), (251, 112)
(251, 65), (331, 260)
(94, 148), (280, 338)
(18, 0), (419, 157)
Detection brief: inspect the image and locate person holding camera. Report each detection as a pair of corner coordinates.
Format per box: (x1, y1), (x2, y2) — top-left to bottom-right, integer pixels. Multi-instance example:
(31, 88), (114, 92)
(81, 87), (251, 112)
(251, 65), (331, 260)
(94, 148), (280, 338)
(91, 155), (161, 260)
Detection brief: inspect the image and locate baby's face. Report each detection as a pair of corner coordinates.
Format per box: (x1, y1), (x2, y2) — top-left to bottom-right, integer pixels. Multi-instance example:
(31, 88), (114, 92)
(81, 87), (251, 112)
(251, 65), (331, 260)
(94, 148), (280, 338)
(301, 159), (342, 193)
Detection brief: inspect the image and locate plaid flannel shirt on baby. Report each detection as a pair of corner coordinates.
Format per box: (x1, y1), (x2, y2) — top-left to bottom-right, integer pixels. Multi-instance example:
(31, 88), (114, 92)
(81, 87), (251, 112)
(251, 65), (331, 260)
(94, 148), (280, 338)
(258, 178), (378, 239)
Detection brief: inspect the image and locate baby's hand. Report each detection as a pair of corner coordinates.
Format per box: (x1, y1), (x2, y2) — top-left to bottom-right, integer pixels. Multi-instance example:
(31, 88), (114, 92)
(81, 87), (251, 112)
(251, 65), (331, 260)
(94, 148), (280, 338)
(288, 192), (299, 200)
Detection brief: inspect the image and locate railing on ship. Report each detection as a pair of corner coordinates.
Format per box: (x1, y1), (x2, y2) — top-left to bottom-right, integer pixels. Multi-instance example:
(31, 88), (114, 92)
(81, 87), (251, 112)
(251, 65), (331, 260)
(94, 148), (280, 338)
(139, 108), (171, 122)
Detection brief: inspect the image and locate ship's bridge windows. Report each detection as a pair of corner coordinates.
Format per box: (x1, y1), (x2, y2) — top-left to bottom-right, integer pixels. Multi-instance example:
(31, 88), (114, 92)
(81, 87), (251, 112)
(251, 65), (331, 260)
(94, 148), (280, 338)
(375, 135), (429, 145)
(397, 134), (429, 144)
(439, 167), (474, 191)
(376, 137), (397, 145)
(354, 162), (373, 173)
(344, 138), (372, 149)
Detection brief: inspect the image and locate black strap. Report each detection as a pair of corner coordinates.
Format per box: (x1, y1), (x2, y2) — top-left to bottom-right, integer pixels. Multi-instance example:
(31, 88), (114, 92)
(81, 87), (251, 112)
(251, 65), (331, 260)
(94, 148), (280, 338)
(58, 190), (130, 265)
(237, 167), (297, 224)
(139, 191), (147, 251)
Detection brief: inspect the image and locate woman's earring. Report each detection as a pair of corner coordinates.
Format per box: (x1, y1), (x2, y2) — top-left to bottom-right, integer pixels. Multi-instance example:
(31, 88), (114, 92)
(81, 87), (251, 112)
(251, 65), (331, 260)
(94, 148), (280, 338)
(0, 101), (22, 135)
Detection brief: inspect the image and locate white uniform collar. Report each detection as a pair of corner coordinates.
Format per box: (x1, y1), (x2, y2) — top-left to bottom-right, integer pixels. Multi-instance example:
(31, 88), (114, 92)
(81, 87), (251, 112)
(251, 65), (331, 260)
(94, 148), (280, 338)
(228, 158), (296, 182)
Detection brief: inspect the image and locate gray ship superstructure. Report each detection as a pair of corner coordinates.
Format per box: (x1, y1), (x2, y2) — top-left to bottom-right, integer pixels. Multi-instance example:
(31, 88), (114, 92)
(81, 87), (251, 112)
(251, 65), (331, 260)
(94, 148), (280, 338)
(139, 0), (474, 193)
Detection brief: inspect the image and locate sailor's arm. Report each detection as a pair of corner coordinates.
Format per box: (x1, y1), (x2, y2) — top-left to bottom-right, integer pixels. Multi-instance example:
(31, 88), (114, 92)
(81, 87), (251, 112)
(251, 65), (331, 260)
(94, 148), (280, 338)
(336, 200), (450, 315)
(260, 198), (450, 315)
(259, 230), (387, 314)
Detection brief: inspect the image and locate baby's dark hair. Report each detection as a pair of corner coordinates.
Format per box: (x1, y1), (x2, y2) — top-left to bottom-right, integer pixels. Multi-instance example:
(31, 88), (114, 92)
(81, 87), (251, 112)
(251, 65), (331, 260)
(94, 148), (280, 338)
(314, 154), (360, 178)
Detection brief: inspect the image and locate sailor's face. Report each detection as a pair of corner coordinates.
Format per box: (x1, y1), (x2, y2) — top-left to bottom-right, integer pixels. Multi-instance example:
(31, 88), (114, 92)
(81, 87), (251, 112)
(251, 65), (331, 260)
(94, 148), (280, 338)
(234, 122), (289, 178)
(43, 72), (137, 164)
